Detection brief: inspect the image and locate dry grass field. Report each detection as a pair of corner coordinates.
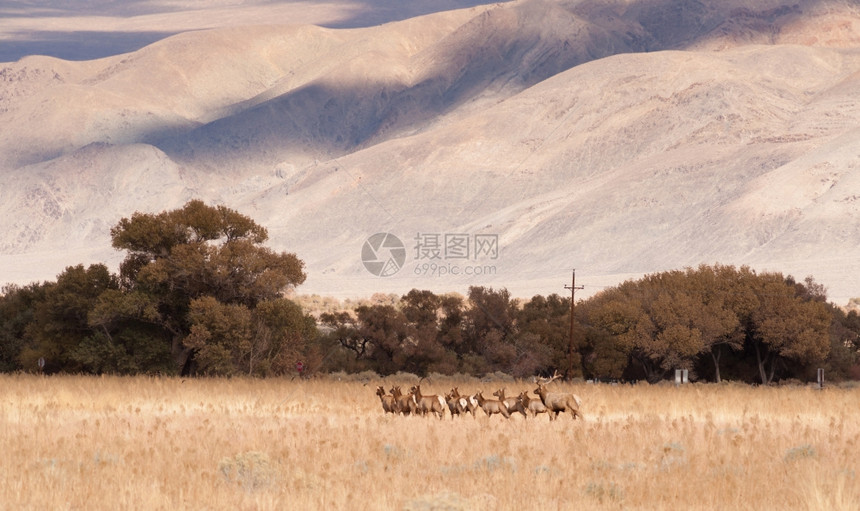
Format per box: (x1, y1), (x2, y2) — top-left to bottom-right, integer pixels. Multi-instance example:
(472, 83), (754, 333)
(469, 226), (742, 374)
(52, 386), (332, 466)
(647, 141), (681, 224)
(2, 374), (859, 510)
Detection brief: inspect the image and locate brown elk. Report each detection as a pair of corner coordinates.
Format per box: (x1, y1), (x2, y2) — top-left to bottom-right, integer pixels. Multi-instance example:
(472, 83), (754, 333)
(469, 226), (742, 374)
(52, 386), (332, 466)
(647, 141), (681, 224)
(493, 388), (527, 417)
(451, 387), (478, 418)
(445, 391), (464, 419)
(475, 391), (511, 419)
(390, 386), (415, 416)
(410, 384), (446, 419)
(534, 371), (582, 420)
(376, 386), (397, 414)
(517, 390), (548, 419)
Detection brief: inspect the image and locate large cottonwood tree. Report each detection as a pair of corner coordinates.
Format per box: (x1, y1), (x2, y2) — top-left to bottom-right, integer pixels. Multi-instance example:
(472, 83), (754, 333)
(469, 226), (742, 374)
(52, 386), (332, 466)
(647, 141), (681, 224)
(103, 200), (307, 374)
(583, 265), (831, 383)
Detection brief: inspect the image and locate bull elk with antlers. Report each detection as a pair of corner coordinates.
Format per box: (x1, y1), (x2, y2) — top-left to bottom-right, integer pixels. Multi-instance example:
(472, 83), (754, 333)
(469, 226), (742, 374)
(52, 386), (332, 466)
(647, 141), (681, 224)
(534, 371), (582, 420)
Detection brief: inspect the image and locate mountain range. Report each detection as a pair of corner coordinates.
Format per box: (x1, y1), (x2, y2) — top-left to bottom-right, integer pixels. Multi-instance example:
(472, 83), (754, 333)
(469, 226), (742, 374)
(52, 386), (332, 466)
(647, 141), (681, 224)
(1, 0), (859, 305)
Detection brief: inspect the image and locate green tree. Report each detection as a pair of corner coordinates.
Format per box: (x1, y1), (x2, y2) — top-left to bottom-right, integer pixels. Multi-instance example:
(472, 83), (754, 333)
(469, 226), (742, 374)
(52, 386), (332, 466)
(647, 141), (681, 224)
(320, 304), (412, 375)
(581, 287), (639, 379)
(463, 286), (517, 373)
(252, 298), (319, 376)
(355, 304), (412, 375)
(516, 294), (574, 377)
(823, 306), (860, 381)
(184, 296), (253, 376)
(23, 264), (117, 373)
(83, 288), (175, 374)
(183, 296), (317, 377)
(400, 289), (459, 374)
(0, 283), (47, 372)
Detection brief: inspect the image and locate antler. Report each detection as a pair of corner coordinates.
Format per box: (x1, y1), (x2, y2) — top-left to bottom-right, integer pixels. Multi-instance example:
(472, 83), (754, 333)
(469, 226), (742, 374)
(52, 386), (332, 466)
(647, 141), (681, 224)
(536, 370), (563, 385)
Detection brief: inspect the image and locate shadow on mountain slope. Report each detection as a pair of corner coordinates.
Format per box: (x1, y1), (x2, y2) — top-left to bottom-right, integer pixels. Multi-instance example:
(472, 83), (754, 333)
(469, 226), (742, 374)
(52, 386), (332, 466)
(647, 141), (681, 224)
(0, 29), (178, 62)
(155, 0), (847, 173)
(154, 0), (645, 170)
(322, 0), (516, 29)
(0, 0), (510, 62)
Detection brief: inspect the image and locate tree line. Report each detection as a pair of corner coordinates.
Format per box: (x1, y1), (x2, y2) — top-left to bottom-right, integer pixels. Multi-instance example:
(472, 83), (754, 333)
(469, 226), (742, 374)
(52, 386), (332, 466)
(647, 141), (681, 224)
(320, 267), (859, 384)
(1, 201), (858, 383)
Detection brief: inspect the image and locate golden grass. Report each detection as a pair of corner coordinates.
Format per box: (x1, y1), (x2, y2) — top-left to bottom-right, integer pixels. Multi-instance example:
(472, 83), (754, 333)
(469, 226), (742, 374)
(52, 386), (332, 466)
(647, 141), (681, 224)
(2, 374), (859, 510)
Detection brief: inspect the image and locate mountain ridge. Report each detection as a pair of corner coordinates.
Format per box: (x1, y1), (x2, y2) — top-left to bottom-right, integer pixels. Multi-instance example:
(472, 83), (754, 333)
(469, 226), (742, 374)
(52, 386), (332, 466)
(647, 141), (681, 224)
(1, 0), (859, 305)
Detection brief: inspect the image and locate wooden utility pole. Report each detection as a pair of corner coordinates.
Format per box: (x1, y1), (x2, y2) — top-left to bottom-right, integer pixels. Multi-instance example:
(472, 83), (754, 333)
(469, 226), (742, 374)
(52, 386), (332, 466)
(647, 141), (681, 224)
(565, 269), (584, 379)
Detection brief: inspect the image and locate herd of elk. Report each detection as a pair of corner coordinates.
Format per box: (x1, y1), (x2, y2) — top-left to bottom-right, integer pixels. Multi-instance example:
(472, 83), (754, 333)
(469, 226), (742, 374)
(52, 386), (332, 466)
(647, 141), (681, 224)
(374, 371), (581, 421)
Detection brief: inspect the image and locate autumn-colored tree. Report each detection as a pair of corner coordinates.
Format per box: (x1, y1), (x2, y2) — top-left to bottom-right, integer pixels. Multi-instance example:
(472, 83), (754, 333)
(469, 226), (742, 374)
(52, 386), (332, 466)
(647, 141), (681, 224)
(582, 278), (692, 383)
(184, 296), (253, 376)
(687, 264), (745, 382)
(583, 265), (833, 384)
(746, 273), (831, 384)
(104, 200), (307, 374)
(635, 271), (708, 381)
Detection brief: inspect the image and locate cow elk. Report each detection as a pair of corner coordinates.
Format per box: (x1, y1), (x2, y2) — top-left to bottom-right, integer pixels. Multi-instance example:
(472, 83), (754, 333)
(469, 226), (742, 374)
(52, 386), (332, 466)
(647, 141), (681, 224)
(475, 391), (511, 419)
(534, 371), (582, 420)
(390, 386), (415, 416)
(376, 386), (397, 414)
(410, 384), (446, 419)
(445, 391), (464, 419)
(451, 387), (478, 417)
(493, 388), (527, 417)
(518, 390), (548, 419)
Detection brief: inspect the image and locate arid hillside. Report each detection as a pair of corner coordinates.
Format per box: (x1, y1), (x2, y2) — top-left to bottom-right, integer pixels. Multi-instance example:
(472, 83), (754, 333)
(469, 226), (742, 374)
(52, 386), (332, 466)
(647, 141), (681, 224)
(1, 0), (859, 304)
